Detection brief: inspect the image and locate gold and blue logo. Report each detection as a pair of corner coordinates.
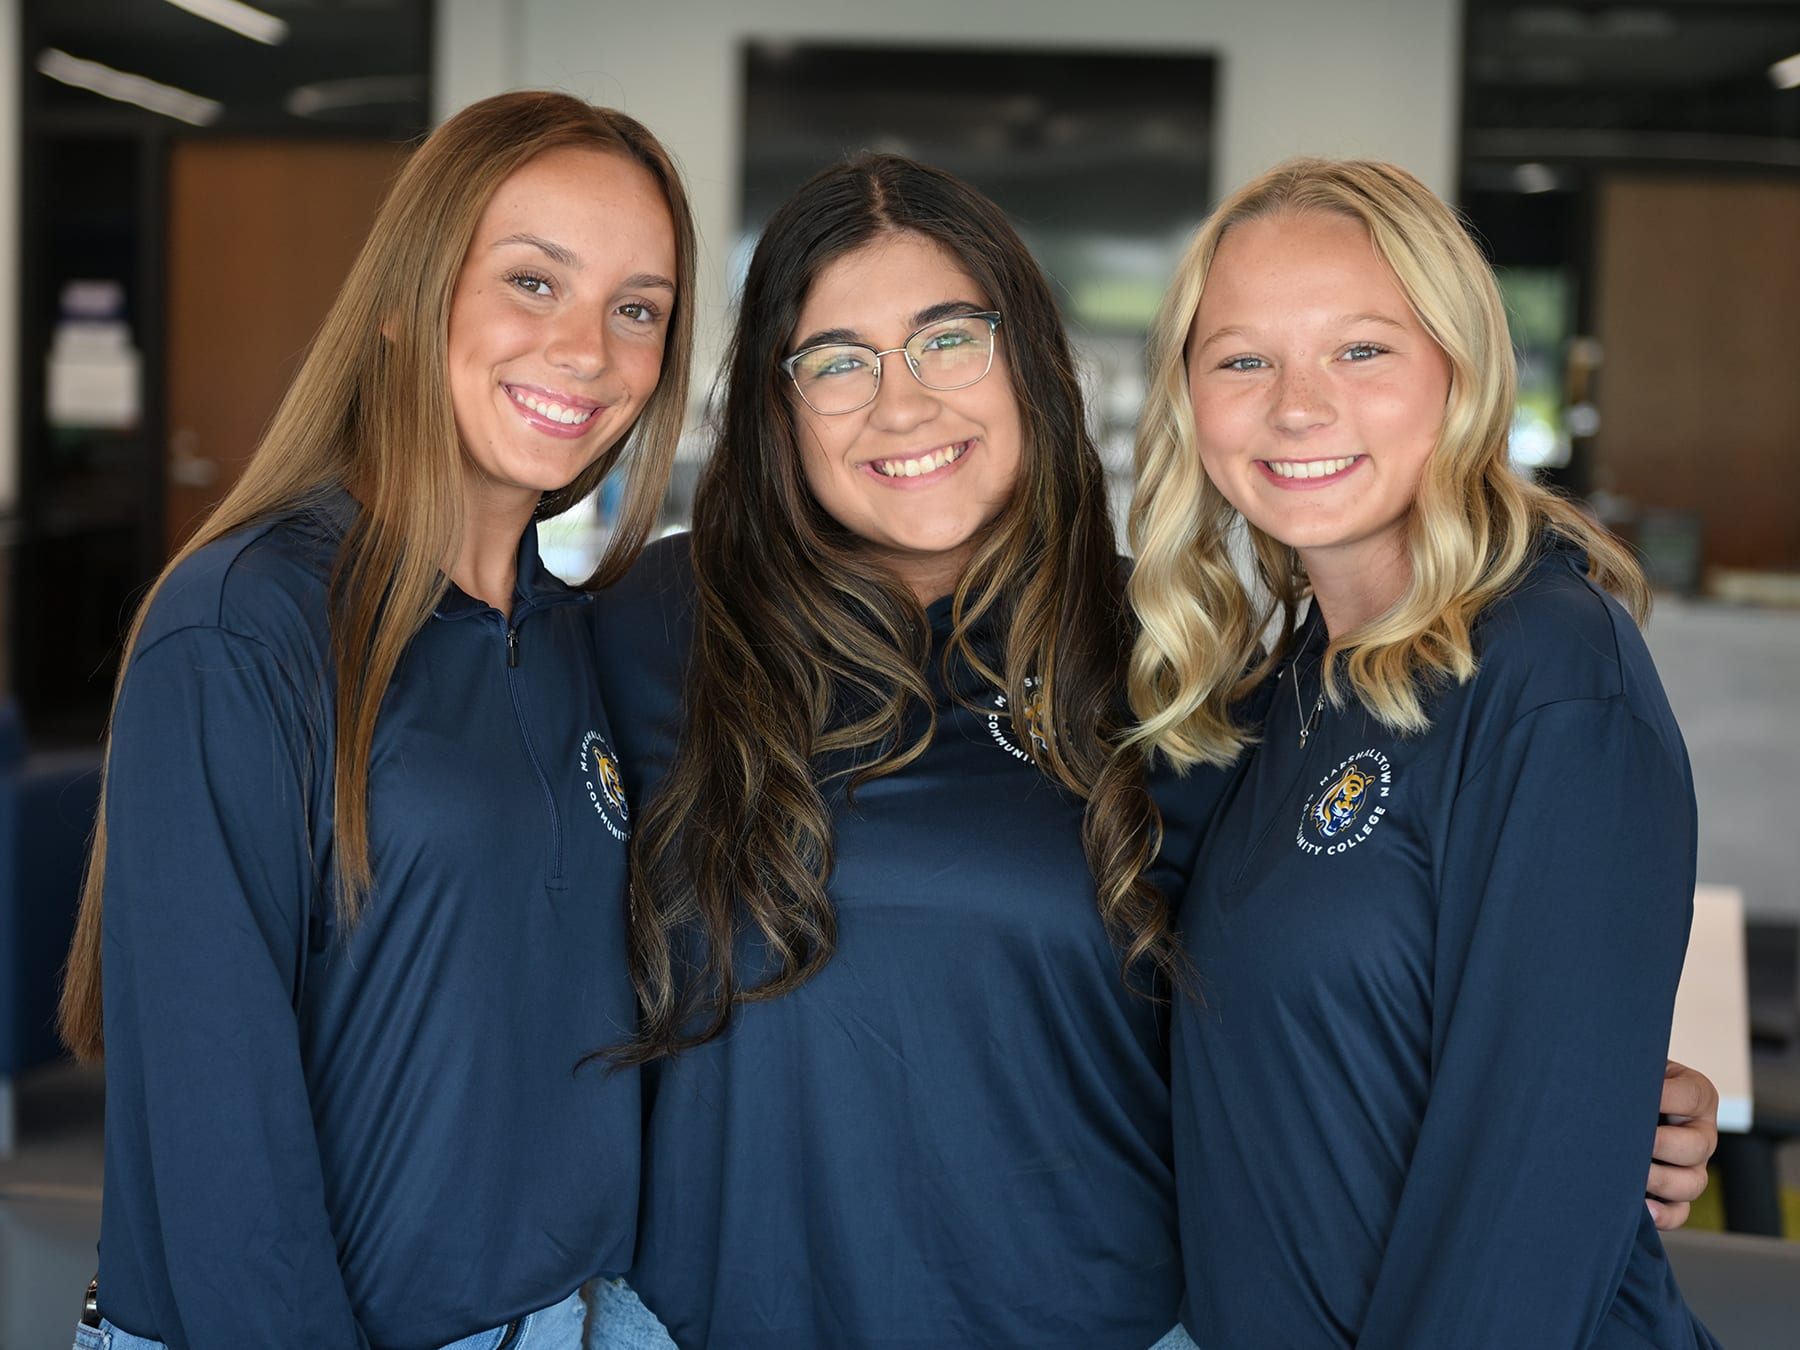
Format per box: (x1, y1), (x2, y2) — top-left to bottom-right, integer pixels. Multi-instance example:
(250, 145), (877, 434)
(987, 677), (1048, 762)
(579, 729), (630, 843)
(1296, 748), (1392, 857)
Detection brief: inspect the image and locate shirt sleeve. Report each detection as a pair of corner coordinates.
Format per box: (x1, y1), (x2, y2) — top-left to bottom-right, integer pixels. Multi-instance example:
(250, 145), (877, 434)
(100, 625), (370, 1350)
(1353, 695), (1709, 1349)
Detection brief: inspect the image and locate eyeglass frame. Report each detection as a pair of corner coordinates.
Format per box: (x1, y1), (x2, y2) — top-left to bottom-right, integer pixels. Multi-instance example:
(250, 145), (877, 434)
(778, 311), (1004, 415)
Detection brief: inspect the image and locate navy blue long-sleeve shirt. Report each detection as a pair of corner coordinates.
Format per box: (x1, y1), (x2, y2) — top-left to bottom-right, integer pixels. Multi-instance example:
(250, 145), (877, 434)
(96, 495), (641, 1350)
(591, 536), (1215, 1350)
(1169, 545), (1716, 1348)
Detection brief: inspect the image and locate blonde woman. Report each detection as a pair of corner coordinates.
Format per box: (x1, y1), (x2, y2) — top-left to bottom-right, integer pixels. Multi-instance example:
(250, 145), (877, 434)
(1130, 158), (1716, 1347)
(58, 91), (693, 1350)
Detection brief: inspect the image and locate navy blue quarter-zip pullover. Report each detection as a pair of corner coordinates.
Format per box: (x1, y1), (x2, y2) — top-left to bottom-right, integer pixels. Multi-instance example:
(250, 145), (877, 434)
(591, 535), (1215, 1350)
(96, 494), (640, 1350)
(1170, 544), (1716, 1348)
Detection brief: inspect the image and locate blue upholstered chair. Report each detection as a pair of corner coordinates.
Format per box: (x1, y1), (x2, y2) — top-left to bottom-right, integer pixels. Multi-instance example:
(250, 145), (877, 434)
(0, 700), (102, 1156)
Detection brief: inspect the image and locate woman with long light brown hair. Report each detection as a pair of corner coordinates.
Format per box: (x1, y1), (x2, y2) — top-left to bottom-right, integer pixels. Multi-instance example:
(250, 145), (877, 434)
(60, 90), (694, 1350)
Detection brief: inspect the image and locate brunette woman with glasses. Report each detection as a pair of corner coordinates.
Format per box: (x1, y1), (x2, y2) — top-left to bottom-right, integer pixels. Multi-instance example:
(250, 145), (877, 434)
(583, 153), (1717, 1350)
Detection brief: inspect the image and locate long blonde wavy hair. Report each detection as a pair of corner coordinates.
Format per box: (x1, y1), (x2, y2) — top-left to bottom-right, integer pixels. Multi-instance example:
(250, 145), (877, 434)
(1128, 157), (1646, 769)
(59, 90), (697, 1061)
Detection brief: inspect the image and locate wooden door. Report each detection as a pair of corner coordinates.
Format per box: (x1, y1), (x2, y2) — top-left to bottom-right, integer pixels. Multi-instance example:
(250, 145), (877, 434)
(1592, 176), (1800, 573)
(165, 139), (407, 552)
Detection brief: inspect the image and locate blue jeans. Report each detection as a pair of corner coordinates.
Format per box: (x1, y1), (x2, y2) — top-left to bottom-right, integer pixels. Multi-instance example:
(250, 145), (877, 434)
(584, 1280), (1200, 1350)
(73, 1286), (588, 1350)
(585, 1278), (679, 1350)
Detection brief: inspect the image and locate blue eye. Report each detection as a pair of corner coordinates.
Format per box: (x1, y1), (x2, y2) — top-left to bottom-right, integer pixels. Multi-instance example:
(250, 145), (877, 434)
(1343, 343), (1386, 361)
(1220, 355), (1268, 372)
(797, 349), (869, 380)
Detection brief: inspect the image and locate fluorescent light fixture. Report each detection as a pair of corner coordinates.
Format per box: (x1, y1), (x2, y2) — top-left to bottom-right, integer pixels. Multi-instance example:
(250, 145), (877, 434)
(286, 75), (426, 118)
(36, 48), (222, 126)
(163, 0), (289, 45)
(1772, 53), (1800, 90)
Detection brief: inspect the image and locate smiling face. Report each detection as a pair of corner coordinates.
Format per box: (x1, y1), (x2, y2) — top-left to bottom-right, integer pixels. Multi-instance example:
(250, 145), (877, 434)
(787, 232), (1024, 602)
(1186, 210), (1452, 625)
(446, 145), (677, 525)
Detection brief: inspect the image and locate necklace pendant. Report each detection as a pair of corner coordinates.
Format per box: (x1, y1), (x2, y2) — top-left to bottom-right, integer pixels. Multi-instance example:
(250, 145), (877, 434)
(1288, 647), (1327, 750)
(1296, 687), (1326, 750)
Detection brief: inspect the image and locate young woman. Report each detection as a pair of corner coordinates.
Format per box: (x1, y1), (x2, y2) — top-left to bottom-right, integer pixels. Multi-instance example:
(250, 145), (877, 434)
(58, 90), (695, 1350)
(1129, 158), (1717, 1347)
(587, 154), (1717, 1350)
(590, 152), (1195, 1350)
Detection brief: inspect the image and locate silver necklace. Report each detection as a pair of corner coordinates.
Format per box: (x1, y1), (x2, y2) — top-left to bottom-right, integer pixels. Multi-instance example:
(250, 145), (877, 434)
(1290, 650), (1327, 748)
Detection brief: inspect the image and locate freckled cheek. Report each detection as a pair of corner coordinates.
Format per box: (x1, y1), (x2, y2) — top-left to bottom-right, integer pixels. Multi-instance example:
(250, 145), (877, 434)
(1193, 412), (1258, 465)
(1388, 398), (1448, 447)
(628, 351), (665, 400)
(1194, 445), (1237, 494)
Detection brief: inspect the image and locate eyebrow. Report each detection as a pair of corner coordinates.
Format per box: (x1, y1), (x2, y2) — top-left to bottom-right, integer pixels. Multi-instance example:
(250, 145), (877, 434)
(791, 298), (990, 352)
(1193, 311), (1411, 353)
(624, 272), (678, 294)
(493, 232), (579, 267)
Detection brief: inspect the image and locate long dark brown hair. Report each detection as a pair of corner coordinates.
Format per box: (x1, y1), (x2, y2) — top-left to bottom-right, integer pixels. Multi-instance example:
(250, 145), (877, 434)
(615, 153), (1175, 1063)
(59, 91), (697, 1062)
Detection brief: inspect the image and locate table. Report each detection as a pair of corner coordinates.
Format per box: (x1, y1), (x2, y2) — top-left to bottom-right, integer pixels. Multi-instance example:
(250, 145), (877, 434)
(1669, 883), (1753, 1133)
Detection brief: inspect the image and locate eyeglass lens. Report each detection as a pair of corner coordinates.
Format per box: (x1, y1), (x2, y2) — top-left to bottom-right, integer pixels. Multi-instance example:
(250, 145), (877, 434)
(788, 314), (997, 414)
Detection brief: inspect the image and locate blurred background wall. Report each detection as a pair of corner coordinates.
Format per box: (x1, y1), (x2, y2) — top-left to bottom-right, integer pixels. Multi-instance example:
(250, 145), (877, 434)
(1, 1), (18, 518)
(2, 0), (1798, 902)
(436, 0), (1463, 386)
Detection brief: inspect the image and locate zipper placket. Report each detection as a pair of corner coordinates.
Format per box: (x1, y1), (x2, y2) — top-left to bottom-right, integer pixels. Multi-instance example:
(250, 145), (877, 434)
(1223, 664), (1328, 896)
(498, 600), (565, 887)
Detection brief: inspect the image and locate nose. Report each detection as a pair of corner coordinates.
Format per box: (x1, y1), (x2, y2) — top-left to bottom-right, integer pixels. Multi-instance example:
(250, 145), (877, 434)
(1271, 362), (1334, 434)
(546, 306), (610, 382)
(866, 348), (938, 430)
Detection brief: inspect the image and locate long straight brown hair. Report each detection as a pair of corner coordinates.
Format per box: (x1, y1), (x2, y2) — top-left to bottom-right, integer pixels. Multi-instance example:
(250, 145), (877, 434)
(613, 154), (1176, 1064)
(59, 90), (697, 1062)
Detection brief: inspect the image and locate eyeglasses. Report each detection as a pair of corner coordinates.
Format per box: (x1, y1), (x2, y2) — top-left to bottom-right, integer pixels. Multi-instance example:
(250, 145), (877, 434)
(780, 311), (1003, 415)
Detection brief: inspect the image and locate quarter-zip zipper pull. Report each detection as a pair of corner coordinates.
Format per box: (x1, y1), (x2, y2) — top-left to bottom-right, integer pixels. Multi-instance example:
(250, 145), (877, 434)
(506, 626), (520, 668)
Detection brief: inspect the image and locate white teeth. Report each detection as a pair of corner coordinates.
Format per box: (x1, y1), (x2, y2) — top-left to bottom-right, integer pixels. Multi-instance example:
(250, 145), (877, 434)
(509, 388), (597, 425)
(873, 441), (968, 479)
(1268, 455), (1357, 480)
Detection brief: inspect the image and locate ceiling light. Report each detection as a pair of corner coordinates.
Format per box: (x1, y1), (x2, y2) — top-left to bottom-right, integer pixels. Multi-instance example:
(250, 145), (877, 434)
(162, 0), (289, 46)
(286, 75), (426, 118)
(36, 48), (222, 126)
(1771, 53), (1800, 90)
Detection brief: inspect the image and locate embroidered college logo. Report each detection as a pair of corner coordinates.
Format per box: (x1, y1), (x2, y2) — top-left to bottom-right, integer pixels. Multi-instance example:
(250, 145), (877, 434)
(986, 677), (1047, 762)
(1295, 748), (1392, 857)
(1314, 764), (1372, 837)
(579, 730), (630, 843)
